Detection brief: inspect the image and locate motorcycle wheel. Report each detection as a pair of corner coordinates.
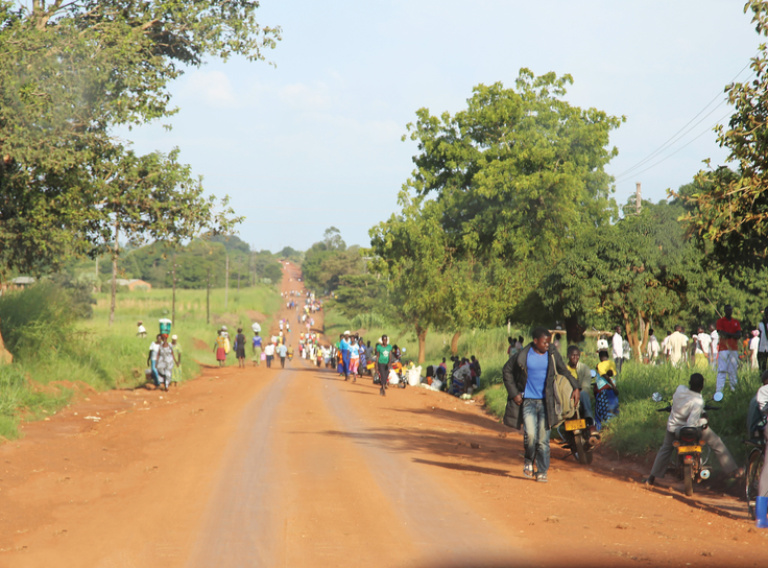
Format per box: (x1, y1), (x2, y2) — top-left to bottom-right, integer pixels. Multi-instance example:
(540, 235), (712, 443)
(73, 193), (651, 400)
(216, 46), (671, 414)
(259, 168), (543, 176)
(573, 432), (593, 465)
(683, 463), (694, 496)
(746, 447), (764, 520)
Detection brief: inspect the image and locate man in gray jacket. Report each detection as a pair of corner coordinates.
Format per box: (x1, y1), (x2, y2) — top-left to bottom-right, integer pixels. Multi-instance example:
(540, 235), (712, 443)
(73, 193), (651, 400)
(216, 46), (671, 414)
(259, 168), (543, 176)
(502, 326), (580, 483)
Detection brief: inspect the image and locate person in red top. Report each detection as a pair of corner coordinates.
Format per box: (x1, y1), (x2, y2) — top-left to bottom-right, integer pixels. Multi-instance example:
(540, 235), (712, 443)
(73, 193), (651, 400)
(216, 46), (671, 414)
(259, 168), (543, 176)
(716, 304), (741, 395)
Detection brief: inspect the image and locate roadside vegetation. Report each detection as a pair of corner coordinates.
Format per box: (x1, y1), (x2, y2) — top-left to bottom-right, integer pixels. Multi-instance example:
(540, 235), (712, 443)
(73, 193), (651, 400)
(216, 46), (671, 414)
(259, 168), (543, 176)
(0, 282), (281, 440)
(325, 306), (759, 472)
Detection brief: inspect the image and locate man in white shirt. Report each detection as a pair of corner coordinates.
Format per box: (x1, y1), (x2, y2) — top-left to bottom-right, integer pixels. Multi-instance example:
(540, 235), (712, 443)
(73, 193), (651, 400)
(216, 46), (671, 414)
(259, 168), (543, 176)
(758, 307), (768, 371)
(667, 325), (688, 367)
(612, 326), (624, 374)
(694, 326), (711, 369)
(646, 373), (739, 485)
(709, 323), (719, 370)
(646, 329), (660, 364)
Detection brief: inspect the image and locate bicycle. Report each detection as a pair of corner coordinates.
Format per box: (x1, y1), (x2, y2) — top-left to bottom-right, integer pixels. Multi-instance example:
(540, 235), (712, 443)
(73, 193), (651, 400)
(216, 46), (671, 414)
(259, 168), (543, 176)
(745, 422), (766, 520)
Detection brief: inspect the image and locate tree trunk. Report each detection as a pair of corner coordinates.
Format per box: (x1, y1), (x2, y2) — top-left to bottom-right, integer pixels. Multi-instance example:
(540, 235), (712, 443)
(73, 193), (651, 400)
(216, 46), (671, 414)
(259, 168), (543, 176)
(0, 319), (13, 364)
(450, 331), (461, 356)
(416, 324), (427, 364)
(109, 221), (119, 326)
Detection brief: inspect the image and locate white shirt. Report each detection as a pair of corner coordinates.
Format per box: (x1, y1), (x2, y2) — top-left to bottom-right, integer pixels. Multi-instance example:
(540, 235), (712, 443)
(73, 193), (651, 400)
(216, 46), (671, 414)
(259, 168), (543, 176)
(646, 335), (660, 358)
(264, 343), (275, 356)
(667, 331), (688, 366)
(710, 330), (719, 357)
(695, 333), (711, 356)
(750, 335), (760, 353)
(612, 333), (623, 359)
(757, 384), (768, 415)
(149, 341), (160, 362)
(667, 385), (704, 433)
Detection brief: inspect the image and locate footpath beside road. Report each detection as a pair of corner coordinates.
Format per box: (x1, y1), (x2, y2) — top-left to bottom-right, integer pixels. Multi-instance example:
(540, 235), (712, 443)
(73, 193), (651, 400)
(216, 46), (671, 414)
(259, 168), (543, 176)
(0, 269), (766, 567)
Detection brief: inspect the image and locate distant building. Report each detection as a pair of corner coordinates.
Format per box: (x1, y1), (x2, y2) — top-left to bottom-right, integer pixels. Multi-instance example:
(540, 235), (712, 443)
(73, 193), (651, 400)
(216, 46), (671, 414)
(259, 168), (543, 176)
(115, 279), (152, 291)
(0, 276), (36, 295)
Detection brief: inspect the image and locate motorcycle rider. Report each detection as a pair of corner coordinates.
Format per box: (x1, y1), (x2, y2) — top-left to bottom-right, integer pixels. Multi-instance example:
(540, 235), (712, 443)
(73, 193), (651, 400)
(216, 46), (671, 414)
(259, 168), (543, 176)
(645, 373), (741, 485)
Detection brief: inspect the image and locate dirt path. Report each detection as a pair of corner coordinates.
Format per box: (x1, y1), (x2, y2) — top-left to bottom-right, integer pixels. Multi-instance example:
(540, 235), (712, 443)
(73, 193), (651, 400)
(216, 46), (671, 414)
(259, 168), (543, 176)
(0, 266), (767, 567)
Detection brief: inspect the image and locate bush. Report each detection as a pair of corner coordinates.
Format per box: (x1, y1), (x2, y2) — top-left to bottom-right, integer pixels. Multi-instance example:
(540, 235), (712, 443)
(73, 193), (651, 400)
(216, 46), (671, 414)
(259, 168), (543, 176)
(0, 282), (75, 360)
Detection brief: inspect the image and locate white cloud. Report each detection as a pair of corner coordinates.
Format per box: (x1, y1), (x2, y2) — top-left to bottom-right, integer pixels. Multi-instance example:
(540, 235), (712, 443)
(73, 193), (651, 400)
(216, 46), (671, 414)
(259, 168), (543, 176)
(180, 70), (238, 108)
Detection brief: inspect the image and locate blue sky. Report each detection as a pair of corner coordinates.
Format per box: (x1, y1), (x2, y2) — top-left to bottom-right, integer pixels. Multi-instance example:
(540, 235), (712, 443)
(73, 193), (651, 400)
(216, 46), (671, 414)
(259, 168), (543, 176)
(119, 1), (763, 253)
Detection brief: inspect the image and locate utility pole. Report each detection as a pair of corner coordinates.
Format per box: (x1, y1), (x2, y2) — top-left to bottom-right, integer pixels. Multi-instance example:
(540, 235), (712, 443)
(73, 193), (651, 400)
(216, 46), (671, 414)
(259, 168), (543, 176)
(635, 182), (642, 215)
(206, 269), (211, 325)
(225, 252), (229, 309)
(171, 251), (177, 325)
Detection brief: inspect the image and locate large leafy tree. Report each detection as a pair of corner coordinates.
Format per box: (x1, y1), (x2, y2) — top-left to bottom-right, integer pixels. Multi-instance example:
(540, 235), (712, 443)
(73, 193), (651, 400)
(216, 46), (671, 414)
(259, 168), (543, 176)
(0, 0), (279, 273)
(401, 69), (623, 319)
(543, 201), (711, 358)
(370, 196), (452, 364)
(677, 1), (768, 266)
(404, 69), (622, 265)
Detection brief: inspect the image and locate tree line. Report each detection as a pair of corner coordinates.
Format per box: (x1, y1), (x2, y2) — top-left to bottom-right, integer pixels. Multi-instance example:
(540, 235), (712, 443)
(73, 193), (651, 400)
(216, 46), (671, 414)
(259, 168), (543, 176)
(308, 2), (768, 363)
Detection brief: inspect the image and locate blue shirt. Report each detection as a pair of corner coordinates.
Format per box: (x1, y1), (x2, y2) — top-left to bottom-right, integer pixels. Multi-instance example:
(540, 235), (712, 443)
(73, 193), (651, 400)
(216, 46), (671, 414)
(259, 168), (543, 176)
(339, 338), (350, 352)
(524, 349), (549, 399)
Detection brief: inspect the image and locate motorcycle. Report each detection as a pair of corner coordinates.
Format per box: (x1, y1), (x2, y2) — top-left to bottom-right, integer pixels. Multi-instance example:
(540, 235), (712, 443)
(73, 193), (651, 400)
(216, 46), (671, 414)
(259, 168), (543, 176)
(557, 404), (599, 465)
(652, 391), (723, 496)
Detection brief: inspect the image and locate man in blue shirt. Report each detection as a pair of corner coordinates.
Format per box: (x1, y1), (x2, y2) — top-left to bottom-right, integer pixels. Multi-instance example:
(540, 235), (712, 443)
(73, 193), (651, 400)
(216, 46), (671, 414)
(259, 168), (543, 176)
(340, 331), (351, 381)
(502, 326), (580, 483)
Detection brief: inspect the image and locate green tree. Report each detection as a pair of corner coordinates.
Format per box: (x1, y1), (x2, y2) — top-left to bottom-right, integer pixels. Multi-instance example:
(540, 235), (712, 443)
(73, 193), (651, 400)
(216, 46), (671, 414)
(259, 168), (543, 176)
(542, 201), (696, 358)
(92, 148), (241, 324)
(404, 70), (621, 261)
(401, 69), (623, 315)
(370, 197), (452, 364)
(677, 1), (768, 267)
(0, 0), (279, 274)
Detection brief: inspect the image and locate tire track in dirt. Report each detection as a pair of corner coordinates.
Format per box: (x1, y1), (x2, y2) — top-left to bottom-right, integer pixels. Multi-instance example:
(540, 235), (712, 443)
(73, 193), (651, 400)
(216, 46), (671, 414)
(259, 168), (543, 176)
(186, 370), (288, 567)
(319, 375), (531, 567)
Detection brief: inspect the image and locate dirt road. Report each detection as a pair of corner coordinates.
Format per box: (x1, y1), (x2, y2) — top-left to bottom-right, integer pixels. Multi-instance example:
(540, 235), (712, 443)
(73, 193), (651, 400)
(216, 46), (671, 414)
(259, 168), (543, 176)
(0, 269), (766, 567)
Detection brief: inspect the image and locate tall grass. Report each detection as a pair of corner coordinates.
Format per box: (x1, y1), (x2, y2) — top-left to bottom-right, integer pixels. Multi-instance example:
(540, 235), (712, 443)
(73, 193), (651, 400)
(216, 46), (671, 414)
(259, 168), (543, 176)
(0, 283), (281, 440)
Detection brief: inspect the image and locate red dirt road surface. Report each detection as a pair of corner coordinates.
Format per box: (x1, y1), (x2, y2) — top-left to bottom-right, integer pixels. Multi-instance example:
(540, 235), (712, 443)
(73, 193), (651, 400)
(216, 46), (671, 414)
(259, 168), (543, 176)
(0, 267), (766, 567)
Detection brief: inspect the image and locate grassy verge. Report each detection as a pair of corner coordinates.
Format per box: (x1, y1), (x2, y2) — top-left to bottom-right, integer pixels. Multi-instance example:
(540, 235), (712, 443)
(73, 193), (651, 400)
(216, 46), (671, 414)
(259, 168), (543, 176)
(0, 283), (281, 440)
(326, 305), (756, 470)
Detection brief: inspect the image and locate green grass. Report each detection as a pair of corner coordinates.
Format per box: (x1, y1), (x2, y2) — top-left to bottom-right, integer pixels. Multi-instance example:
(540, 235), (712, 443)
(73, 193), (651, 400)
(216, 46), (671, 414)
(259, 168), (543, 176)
(0, 283), (281, 440)
(325, 305), (757, 471)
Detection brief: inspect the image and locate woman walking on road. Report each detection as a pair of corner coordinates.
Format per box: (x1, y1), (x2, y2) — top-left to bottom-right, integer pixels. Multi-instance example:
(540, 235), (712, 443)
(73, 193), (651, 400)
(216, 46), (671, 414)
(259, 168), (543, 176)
(155, 335), (177, 391)
(234, 328), (247, 369)
(348, 336), (360, 382)
(213, 328), (228, 367)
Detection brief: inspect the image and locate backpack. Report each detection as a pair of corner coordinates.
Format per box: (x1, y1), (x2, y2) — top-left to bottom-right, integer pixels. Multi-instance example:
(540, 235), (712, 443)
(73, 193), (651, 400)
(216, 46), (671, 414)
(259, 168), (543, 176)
(552, 354), (576, 427)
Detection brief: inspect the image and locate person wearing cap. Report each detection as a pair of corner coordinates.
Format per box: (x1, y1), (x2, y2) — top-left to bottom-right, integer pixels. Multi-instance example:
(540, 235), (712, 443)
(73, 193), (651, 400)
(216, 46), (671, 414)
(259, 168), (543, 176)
(171, 335), (183, 383)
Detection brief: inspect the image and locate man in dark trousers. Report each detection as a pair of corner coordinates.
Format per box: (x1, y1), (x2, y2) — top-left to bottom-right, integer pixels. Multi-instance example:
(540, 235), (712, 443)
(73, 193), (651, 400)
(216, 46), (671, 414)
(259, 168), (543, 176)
(502, 327), (580, 483)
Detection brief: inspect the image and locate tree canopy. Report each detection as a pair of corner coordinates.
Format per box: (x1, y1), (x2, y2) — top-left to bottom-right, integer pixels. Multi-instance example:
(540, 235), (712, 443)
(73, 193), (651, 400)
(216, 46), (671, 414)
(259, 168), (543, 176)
(677, 1), (768, 267)
(0, 0), (279, 275)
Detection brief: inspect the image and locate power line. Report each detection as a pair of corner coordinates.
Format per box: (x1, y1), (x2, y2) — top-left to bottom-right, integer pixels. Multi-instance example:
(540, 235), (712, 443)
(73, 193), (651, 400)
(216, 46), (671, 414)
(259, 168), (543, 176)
(614, 60), (753, 181)
(615, 109), (734, 183)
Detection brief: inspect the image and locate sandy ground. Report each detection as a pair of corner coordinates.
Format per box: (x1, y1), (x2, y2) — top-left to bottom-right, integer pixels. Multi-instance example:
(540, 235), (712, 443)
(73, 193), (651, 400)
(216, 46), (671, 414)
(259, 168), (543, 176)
(0, 265), (766, 568)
